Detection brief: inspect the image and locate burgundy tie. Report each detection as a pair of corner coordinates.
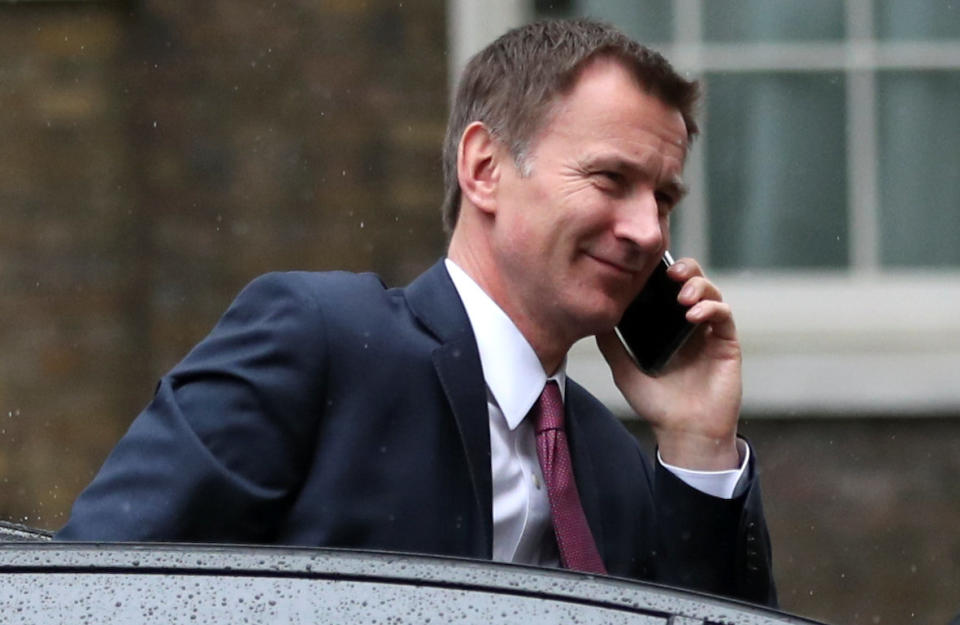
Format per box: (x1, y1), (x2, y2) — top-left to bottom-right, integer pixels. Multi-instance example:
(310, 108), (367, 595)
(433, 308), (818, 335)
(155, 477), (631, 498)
(533, 380), (607, 574)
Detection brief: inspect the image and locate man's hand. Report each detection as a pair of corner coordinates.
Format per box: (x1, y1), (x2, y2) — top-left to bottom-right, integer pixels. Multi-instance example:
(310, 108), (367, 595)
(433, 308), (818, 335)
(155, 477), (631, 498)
(597, 257), (742, 471)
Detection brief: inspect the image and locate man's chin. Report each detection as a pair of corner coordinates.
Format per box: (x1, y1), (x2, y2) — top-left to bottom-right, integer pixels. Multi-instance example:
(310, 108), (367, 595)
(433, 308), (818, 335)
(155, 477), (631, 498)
(567, 302), (626, 339)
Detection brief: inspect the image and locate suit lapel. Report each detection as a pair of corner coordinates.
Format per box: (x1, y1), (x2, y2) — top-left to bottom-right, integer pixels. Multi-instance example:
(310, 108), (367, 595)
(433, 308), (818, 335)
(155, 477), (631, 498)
(404, 260), (493, 557)
(563, 381), (607, 561)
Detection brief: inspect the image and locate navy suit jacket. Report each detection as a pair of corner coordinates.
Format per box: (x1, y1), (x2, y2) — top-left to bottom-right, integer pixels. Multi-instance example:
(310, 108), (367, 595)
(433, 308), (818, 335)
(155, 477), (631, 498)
(57, 260), (776, 605)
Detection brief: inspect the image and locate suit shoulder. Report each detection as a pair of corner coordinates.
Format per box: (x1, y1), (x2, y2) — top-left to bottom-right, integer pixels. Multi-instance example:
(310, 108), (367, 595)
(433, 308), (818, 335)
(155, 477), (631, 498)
(566, 378), (616, 420)
(240, 270), (388, 302)
(214, 270), (391, 337)
(566, 378), (641, 446)
(230, 270), (391, 315)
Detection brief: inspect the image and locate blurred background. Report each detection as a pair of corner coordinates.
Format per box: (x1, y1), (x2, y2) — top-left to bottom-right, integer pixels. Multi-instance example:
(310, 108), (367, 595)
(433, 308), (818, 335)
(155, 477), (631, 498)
(1, 0), (958, 623)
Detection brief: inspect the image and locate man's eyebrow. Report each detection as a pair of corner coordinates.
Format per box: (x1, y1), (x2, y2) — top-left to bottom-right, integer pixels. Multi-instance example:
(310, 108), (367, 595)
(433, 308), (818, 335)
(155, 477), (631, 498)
(664, 176), (689, 200)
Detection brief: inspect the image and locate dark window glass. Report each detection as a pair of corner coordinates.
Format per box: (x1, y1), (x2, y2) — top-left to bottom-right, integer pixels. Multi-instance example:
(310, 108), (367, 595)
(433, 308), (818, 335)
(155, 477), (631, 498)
(567, 0), (673, 44)
(705, 72), (848, 269)
(704, 0), (845, 42)
(876, 0), (960, 40)
(878, 71), (960, 267)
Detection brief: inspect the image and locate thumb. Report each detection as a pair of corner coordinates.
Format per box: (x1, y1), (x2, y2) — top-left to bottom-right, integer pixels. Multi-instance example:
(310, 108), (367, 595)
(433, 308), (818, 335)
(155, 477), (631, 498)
(596, 330), (639, 382)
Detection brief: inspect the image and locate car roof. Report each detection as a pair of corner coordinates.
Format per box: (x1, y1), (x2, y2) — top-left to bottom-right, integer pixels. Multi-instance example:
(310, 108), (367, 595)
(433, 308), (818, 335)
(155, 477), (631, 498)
(0, 541), (827, 624)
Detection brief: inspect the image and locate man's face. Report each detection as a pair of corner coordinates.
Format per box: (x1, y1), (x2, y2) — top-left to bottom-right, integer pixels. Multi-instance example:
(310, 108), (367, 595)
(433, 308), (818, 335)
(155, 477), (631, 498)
(490, 57), (689, 342)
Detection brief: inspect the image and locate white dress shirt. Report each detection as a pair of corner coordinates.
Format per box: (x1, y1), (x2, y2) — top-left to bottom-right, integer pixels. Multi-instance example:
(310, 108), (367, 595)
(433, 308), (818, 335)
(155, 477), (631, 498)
(444, 259), (747, 566)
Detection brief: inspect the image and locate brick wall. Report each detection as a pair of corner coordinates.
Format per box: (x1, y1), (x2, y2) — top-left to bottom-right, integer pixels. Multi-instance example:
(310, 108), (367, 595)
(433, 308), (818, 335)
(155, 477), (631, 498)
(625, 417), (960, 625)
(0, 0), (448, 522)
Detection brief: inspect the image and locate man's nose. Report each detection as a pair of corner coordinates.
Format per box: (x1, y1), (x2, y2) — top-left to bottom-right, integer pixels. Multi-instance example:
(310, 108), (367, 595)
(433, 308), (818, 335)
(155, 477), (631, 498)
(612, 190), (664, 251)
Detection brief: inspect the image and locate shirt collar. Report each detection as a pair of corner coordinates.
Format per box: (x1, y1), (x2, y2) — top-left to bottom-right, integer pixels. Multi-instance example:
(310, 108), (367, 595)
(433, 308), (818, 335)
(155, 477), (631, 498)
(445, 258), (566, 430)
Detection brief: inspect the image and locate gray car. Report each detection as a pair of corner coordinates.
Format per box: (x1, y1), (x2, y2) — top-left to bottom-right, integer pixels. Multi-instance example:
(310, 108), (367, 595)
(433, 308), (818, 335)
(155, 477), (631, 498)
(0, 520), (825, 625)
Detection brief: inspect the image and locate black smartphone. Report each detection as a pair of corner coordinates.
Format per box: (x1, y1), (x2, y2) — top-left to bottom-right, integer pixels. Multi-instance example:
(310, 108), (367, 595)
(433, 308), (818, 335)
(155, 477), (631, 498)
(614, 251), (698, 375)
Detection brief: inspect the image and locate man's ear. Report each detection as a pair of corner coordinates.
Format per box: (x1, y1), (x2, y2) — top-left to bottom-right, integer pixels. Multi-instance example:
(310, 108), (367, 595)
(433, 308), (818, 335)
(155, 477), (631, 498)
(457, 121), (501, 215)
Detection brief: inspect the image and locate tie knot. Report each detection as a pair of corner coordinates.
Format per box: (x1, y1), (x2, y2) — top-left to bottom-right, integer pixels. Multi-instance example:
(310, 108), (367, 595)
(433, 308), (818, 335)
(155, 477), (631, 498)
(534, 380), (565, 433)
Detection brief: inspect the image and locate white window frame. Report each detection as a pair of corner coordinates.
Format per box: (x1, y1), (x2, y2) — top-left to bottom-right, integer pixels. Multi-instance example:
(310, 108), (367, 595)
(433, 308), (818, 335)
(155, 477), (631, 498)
(449, 0), (960, 417)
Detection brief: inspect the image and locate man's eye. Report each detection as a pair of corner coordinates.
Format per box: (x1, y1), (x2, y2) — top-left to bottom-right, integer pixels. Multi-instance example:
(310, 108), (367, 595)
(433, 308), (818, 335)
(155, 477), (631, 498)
(596, 171), (625, 186)
(655, 191), (677, 211)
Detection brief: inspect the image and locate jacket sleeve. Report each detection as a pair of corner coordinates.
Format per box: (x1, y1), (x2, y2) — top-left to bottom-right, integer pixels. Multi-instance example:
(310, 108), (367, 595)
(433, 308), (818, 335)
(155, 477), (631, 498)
(653, 441), (778, 607)
(55, 272), (329, 543)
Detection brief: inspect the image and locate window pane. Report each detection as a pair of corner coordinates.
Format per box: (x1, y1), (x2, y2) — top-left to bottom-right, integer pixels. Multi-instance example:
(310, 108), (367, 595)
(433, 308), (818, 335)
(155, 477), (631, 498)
(555, 0), (673, 44)
(705, 72), (848, 269)
(876, 0), (960, 40)
(704, 0), (845, 42)
(878, 71), (960, 267)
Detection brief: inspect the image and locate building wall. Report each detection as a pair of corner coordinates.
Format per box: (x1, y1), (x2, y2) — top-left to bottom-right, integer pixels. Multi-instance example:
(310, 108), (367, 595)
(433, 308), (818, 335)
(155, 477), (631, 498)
(0, 0), (448, 522)
(626, 417), (960, 625)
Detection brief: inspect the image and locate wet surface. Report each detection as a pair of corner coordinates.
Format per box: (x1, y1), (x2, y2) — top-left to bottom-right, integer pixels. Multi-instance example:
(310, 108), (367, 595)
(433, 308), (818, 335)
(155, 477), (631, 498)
(0, 543), (825, 624)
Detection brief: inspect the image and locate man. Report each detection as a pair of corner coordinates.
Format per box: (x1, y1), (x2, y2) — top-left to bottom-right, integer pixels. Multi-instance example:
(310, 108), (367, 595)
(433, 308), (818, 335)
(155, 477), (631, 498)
(57, 18), (776, 605)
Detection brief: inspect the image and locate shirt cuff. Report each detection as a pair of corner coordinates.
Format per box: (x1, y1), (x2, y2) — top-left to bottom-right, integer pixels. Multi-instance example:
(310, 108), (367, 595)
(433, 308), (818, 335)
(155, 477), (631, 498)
(657, 438), (750, 499)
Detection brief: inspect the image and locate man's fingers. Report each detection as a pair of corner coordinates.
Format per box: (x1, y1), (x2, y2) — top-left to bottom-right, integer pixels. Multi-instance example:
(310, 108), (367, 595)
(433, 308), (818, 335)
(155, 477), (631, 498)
(686, 300), (737, 341)
(677, 276), (723, 307)
(669, 258), (724, 307)
(666, 257), (702, 280)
